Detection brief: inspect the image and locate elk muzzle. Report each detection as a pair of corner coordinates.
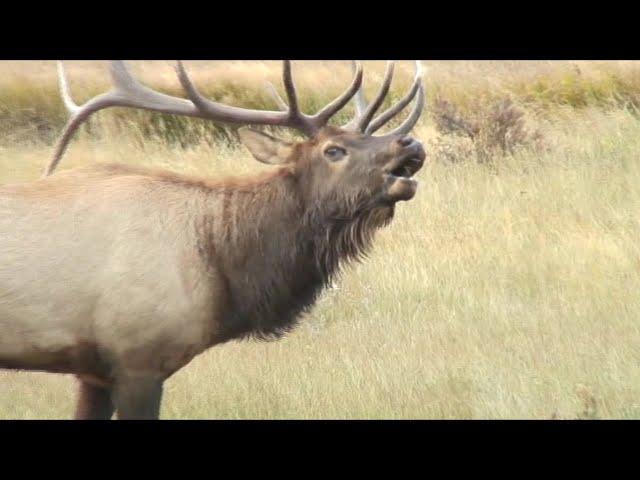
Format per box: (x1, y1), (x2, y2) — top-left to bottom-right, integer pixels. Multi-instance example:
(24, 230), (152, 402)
(381, 137), (426, 202)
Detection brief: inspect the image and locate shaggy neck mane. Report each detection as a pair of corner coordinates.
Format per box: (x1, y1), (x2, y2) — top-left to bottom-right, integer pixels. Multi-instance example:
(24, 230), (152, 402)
(198, 167), (394, 342)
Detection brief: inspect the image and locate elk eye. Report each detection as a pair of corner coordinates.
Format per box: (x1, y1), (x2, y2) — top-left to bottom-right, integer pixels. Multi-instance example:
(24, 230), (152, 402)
(324, 146), (347, 161)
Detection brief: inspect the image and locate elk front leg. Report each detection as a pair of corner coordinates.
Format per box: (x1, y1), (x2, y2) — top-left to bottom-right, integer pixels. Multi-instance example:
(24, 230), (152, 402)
(75, 378), (115, 420)
(113, 375), (164, 420)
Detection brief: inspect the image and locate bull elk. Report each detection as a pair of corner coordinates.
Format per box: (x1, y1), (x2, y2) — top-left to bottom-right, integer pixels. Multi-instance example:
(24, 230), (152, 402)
(0, 60), (426, 419)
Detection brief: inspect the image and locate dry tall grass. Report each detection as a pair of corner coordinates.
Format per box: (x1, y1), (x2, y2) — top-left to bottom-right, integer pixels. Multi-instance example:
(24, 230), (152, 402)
(0, 61), (639, 419)
(3, 60), (640, 144)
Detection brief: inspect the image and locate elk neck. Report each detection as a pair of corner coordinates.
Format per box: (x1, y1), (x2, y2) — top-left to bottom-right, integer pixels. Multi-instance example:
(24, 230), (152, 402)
(196, 166), (395, 342)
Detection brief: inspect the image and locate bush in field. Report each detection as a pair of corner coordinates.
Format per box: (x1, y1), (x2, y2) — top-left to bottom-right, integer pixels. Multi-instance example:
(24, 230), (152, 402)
(430, 96), (545, 164)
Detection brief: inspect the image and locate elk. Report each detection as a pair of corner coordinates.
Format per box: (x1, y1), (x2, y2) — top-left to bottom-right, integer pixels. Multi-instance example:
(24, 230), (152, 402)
(0, 60), (426, 419)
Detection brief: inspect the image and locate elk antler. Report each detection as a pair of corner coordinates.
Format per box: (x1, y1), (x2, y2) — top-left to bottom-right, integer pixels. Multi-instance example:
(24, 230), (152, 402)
(342, 60), (425, 136)
(45, 61), (364, 176)
(175, 61), (364, 137)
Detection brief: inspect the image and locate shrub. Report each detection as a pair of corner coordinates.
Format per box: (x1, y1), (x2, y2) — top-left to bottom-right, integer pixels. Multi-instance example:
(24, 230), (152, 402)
(431, 96), (545, 164)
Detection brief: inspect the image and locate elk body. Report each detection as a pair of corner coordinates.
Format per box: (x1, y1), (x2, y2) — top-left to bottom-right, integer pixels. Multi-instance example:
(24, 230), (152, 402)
(0, 61), (426, 419)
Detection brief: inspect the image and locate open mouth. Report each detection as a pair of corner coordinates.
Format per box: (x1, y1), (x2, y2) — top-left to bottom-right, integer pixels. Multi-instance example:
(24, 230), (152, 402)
(389, 155), (423, 178)
(381, 151), (426, 202)
(386, 153), (424, 180)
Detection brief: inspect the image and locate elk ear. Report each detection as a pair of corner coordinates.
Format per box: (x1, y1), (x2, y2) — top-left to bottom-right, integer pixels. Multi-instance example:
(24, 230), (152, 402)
(238, 127), (294, 165)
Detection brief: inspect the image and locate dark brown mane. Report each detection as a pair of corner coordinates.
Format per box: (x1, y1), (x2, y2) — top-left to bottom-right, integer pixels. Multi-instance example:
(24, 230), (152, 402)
(194, 166), (394, 342)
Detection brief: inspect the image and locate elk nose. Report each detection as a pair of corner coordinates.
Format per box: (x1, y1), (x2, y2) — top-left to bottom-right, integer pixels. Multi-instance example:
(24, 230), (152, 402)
(397, 136), (416, 148)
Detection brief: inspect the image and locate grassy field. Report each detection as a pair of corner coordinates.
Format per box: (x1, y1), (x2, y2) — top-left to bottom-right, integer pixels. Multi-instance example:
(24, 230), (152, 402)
(1, 61), (639, 419)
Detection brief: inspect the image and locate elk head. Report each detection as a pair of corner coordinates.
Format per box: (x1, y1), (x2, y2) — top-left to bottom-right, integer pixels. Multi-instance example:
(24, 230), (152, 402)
(48, 60), (426, 212)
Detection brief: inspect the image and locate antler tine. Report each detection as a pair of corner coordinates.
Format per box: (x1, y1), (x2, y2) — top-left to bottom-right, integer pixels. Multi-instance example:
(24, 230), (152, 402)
(356, 61), (395, 133)
(46, 92), (119, 177)
(341, 61), (368, 130)
(351, 61), (368, 117)
(366, 61), (423, 134)
(46, 61), (202, 177)
(384, 84), (425, 136)
(177, 61), (363, 136)
(383, 61), (426, 136)
(265, 82), (288, 111)
(176, 61), (317, 135)
(281, 61), (299, 116)
(313, 61), (363, 124)
(57, 61), (80, 115)
(265, 62), (364, 126)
